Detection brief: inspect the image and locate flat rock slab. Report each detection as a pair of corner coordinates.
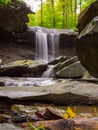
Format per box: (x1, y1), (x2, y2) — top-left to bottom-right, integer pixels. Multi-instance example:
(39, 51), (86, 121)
(30, 118), (98, 130)
(0, 124), (25, 130)
(0, 78), (98, 105)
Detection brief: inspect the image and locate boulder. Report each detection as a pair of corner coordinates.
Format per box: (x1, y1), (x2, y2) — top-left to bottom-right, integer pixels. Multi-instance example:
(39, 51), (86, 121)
(75, 16), (98, 77)
(55, 61), (86, 78)
(0, 60), (48, 77)
(0, 0), (34, 33)
(54, 56), (78, 73)
(77, 1), (98, 33)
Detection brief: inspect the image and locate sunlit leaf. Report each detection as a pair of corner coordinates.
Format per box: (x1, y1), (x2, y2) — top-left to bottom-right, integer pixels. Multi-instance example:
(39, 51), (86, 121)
(63, 106), (76, 119)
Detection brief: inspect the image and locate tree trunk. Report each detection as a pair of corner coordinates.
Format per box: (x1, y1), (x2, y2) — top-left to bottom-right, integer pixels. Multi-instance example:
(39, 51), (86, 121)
(40, 0), (43, 26)
(51, 0), (55, 27)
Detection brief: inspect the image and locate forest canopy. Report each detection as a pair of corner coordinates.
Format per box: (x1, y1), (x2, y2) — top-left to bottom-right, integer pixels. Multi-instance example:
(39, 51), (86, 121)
(0, 0), (96, 29)
(28, 0), (96, 29)
(0, 0), (21, 5)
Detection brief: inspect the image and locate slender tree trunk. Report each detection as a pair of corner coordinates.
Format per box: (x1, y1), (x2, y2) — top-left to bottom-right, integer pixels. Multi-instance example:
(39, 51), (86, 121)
(65, 0), (68, 27)
(70, 0), (73, 27)
(62, 0), (65, 28)
(51, 0), (55, 27)
(40, 0), (43, 26)
(80, 0), (81, 13)
(74, 0), (77, 26)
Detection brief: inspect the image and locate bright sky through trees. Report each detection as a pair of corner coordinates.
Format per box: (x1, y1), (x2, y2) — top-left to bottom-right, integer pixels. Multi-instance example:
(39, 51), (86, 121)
(24, 0), (95, 29)
(23, 0), (43, 12)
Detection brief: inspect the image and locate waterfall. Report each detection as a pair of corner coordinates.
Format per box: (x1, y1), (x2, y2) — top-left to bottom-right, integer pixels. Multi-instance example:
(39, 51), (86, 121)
(36, 31), (48, 61)
(42, 65), (54, 78)
(33, 27), (60, 62)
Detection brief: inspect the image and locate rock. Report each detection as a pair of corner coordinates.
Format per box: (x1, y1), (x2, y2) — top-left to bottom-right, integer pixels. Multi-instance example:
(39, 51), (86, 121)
(0, 60), (48, 77)
(54, 56), (78, 73)
(82, 71), (97, 81)
(0, 0), (34, 33)
(0, 78), (98, 105)
(55, 61), (86, 78)
(48, 56), (67, 65)
(28, 118), (98, 130)
(0, 124), (25, 130)
(59, 29), (77, 47)
(77, 1), (98, 33)
(43, 107), (63, 120)
(11, 111), (27, 123)
(0, 114), (10, 123)
(75, 16), (98, 78)
(0, 59), (2, 65)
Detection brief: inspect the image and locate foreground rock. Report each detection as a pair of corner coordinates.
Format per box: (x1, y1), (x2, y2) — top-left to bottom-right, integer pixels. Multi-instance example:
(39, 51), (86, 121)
(30, 118), (98, 130)
(75, 16), (98, 78)
(0, 78), (98, 105)
(0, 124), (24, 130)
(77, 1), (98, 33)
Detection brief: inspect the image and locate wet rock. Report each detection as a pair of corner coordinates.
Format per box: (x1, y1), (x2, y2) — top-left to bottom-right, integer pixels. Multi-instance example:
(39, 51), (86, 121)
(0, 60), (48, 77)
(55, 61), (86, 78)
(48, 56), (67, 65)
(75, 16), (98, 78)
(54, 56), (78, 73)
(77, 1), (98, 33)
(0, 78), (98, 105)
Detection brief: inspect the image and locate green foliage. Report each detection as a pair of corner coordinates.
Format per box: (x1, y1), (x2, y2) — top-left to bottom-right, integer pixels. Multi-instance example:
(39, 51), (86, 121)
(28, 0), (96, 29)
(27, 117), (46, 130)
(0, 0), (22, 5)
(0, 0), (11, 5)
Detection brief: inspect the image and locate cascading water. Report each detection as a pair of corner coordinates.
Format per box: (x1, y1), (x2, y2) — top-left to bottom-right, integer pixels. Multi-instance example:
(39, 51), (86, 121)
(33, 27), (60, 62)
(31, 26), (60, 77)
(36, 30), (48, 61)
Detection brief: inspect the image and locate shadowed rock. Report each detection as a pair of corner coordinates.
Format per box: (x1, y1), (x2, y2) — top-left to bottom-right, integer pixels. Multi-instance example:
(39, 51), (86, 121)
(75, 16), (98, 77)
(77, 1), (98, 33)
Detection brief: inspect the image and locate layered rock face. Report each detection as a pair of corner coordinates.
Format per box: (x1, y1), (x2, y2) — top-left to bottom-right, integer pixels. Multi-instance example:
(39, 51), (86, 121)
(76, 16), (98, 77)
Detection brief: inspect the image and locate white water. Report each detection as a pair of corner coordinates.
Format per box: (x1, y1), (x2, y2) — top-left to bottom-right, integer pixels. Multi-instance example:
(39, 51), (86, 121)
(42, 65), (54, 78)
(36, 32), (48, 61)
(33, 27), (60, 62)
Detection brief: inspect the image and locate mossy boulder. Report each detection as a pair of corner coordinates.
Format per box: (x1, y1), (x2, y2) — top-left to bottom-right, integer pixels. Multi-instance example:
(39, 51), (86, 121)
(0, 60), (48, 77)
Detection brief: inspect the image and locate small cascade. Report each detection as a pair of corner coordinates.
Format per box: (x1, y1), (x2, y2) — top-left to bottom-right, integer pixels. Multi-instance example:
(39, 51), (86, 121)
(42, 65), (54, 78)
(32, 27), (60, 62)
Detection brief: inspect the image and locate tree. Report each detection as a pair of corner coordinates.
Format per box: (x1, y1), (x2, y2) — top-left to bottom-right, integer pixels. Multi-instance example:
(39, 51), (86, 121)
(28, 0), (96, 29)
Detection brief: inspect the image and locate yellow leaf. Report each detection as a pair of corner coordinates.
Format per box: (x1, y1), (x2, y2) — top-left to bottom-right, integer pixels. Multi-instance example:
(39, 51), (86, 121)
(63, 106), (76, 119)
